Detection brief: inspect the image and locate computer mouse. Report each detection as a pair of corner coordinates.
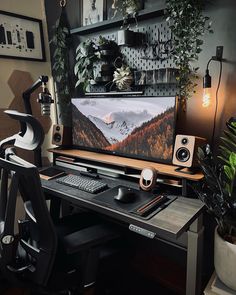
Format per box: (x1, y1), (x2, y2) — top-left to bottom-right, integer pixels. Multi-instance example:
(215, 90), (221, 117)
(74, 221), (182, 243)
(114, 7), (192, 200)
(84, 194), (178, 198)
(114, 187), (137, 203)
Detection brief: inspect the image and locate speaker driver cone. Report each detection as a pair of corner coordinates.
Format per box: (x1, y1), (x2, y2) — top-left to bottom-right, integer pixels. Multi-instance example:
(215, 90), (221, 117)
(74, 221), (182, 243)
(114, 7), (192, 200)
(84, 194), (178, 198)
(176, 147), (190, 162)
(53, 132), (61, 143)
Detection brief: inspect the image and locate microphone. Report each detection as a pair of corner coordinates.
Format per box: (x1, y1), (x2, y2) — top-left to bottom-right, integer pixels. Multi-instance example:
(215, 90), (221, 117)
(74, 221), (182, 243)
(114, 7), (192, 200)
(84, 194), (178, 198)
(37, 84), (54, 116)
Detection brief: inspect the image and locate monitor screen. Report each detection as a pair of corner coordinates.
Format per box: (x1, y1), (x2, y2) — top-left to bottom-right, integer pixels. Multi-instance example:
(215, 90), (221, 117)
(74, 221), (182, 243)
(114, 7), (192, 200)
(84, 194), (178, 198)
(71, 96), (177, 163)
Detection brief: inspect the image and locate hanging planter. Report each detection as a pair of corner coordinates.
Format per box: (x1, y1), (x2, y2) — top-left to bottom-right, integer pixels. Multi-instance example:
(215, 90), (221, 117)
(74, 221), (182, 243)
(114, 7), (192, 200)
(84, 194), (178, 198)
(50, 1), (72, 126)
(166, 0), (213, 103)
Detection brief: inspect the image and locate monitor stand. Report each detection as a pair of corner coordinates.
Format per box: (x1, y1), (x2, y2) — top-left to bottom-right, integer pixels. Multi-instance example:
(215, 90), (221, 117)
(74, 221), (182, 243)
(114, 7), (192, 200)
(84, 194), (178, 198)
(174, 166), (200, 175)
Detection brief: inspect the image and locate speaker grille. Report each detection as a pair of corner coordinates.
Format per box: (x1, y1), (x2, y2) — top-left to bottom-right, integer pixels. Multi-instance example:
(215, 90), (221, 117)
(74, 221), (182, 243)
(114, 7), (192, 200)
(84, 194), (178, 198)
(176, 147), (190, 162)
(53, 132), (62, 143)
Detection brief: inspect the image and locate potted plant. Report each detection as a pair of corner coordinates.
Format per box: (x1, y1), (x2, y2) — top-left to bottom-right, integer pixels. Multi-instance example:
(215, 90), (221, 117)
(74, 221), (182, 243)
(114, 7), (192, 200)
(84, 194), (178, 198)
(165, 0), (213, 103)
(122, 0), (142, 19)
(194, 118), (236, 290)
(74, 39), (100, 92)
(113, 64), (133, 91)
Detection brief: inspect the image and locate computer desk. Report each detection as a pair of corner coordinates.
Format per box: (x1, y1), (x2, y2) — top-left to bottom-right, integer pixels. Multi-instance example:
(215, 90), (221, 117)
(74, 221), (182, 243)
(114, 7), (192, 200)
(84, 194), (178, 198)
(41, 149), (205, 295)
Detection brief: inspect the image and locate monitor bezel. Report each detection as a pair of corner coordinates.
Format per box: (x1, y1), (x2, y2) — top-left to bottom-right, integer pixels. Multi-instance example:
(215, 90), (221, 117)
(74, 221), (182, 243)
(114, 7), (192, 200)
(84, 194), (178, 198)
(71, 95), (178, 165)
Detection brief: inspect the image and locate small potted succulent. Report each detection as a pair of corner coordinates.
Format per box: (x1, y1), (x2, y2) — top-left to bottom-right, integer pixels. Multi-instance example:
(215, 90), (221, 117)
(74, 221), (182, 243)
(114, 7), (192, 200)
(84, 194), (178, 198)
(112, 57), (133, 91)
(194, 118), (236, 290)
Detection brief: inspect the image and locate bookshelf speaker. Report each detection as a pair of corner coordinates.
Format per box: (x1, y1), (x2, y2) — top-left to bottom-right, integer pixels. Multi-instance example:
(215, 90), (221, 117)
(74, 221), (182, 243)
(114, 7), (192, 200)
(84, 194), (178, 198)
(172, 135), (206, 168)
(52, 124), (71, 146)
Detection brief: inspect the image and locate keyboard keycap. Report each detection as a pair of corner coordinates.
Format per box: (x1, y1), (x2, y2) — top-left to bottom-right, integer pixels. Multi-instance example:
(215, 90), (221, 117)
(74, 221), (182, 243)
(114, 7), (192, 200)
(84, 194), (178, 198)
(56, 174), (108, 194)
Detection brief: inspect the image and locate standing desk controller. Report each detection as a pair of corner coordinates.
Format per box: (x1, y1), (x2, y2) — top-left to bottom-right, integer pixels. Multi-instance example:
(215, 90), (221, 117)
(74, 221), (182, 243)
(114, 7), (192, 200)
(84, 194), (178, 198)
(129, 224), (156, 239)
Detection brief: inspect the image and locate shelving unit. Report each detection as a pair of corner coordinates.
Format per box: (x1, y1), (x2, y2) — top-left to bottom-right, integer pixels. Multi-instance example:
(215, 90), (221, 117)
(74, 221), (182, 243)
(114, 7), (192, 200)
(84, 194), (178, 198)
(70, 0), (176, 97)
(70, 5), (166, 35)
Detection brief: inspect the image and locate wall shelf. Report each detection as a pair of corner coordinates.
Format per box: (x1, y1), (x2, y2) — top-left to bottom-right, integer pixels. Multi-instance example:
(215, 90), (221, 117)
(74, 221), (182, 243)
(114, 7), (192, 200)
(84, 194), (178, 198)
(70, 5), (166, 36)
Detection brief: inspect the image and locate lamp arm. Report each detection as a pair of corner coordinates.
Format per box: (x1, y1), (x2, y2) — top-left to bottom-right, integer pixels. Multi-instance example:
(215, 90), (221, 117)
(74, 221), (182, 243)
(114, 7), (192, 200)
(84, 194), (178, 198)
(22, 76), (49, 115)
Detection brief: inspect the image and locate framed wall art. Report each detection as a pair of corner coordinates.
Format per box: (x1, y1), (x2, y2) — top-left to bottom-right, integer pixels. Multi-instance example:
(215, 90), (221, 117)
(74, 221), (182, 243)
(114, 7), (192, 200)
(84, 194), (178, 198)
(106, 0), (122, 20)
(82, 0), (105, 26)
(0, 10), (46, 61)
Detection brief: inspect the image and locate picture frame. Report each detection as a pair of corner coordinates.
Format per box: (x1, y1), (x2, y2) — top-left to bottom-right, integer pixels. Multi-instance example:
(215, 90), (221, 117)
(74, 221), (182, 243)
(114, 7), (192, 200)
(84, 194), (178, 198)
(0, 10), (45, 62)
(82, 0), (105, 26)
(106, 0), (122, 21)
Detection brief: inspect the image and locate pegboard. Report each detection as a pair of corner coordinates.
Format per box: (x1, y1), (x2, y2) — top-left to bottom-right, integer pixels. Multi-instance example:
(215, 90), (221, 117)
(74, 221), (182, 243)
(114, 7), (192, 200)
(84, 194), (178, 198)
(88, 20), (178, 97)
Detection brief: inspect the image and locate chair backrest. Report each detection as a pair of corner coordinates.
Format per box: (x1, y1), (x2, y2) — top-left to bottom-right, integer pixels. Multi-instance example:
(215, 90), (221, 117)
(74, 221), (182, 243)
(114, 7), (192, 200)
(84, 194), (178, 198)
(0, 148), (57, 287)
(0, 110), (45, 151)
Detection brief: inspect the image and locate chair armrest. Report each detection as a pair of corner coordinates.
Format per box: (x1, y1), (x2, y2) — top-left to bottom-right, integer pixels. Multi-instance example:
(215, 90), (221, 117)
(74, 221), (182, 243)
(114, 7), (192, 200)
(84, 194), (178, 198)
(62, 224), (120, 254)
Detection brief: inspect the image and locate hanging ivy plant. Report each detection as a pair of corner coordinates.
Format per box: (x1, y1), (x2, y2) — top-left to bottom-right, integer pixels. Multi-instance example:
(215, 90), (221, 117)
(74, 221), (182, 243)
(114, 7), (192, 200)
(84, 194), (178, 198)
(50, 7), (72, 125)
(50, 9), (71, 95)
(166, 0), (213, 101)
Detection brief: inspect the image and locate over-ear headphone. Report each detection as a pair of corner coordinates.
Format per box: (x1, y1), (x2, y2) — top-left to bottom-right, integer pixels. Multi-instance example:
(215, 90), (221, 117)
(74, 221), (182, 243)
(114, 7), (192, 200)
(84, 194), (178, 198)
(139, 167), (158, 191)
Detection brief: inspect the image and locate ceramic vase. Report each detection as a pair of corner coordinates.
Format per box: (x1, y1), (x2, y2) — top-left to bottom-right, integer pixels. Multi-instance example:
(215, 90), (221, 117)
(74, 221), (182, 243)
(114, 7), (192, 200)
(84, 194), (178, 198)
(214, 227), (236, 291)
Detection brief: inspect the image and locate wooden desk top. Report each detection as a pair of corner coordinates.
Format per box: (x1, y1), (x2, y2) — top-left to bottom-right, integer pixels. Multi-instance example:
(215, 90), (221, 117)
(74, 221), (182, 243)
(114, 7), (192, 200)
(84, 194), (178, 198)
(49, 148), (204, 182)
(42, 174), (204, 239)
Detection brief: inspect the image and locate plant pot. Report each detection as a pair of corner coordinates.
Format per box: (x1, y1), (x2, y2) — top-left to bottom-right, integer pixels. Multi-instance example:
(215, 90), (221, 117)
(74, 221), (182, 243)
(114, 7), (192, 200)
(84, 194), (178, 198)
(214, 227), (236, 290)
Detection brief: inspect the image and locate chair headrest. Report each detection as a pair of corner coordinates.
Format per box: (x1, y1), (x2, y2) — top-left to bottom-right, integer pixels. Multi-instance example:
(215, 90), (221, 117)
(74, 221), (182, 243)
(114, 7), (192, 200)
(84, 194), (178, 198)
(0, 110), (45, 151)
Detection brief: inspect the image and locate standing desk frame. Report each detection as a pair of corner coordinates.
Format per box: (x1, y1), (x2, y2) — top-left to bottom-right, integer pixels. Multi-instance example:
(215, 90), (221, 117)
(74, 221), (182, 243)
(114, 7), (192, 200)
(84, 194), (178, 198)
(42, 149), (205, 295)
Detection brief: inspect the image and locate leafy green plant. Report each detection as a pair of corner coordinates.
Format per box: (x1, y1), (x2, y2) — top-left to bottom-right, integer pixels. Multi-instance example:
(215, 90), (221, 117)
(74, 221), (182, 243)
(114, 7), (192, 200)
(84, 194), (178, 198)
(166, 0), (213, 100)
(50, 8), (72, 125)
(97, 35), (113, 48)
(121, 0), (142, 27)
(195, 119), (236, 243)
(219, 120), (236, 197)
(50, 17), (70, 95)
(122, 0), (141, 16)
(74, 39), (100, 92)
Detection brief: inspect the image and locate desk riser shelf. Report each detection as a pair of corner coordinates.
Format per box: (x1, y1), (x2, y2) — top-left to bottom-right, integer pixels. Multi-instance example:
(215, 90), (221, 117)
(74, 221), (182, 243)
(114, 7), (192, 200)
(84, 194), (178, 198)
(49, 148), (204, 182)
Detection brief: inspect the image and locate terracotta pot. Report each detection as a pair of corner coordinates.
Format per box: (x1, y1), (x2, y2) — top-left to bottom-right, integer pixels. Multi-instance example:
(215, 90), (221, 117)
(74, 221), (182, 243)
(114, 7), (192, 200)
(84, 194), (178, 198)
(214, 227), (236, 290)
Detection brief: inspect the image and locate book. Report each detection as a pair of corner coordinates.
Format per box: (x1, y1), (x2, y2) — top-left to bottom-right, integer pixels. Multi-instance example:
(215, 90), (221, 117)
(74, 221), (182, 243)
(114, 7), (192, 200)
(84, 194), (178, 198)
(39, 167), (65, 180)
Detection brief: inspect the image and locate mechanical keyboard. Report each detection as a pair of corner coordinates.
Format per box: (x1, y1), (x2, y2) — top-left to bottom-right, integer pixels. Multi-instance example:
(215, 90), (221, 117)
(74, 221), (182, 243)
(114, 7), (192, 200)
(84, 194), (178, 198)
(56, 174), (108, 194)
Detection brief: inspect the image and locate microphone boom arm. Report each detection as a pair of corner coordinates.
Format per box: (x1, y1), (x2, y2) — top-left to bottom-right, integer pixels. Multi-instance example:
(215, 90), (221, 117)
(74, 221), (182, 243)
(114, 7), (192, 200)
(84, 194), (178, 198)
(22, 76), (53, 115)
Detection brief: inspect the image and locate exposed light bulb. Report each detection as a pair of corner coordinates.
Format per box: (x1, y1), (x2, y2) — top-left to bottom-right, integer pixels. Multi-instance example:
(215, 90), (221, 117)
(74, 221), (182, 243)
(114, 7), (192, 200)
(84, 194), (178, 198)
(202, 87), (211, 108)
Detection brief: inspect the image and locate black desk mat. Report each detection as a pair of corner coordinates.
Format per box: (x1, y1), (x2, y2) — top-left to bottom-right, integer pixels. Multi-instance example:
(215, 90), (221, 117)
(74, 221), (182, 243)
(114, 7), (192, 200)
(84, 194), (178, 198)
(93, 185), (177, 220)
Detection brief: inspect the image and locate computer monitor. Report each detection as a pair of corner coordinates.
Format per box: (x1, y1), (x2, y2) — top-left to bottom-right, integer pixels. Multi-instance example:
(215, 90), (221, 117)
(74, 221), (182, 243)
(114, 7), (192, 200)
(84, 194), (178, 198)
(71, 96), (177, 164)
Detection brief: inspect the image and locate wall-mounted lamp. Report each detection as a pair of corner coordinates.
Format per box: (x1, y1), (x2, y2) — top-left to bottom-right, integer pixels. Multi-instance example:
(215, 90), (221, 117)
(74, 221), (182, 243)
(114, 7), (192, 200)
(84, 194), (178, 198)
(203, 46), (224, 148)
(202, 69), (212, 108)
(202, 46), (223, 108)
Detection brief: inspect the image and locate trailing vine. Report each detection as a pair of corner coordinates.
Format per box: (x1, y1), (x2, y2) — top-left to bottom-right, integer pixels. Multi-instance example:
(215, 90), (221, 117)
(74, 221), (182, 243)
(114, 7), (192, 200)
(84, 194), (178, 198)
(50, 7), (72, 125)
(166, 0), (213, 100)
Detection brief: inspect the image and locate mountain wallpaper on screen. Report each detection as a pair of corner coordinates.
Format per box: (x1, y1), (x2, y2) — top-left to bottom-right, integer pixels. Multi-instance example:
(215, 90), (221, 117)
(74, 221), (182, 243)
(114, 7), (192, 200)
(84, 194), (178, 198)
(72, 98), (175, 162)
(105, 108), (174, 160)
(72, 104), (110, 149)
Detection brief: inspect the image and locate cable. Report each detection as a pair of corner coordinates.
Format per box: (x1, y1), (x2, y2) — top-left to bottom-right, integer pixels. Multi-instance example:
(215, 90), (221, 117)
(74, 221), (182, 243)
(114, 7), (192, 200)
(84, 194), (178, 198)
(211, 60), (223, 149)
